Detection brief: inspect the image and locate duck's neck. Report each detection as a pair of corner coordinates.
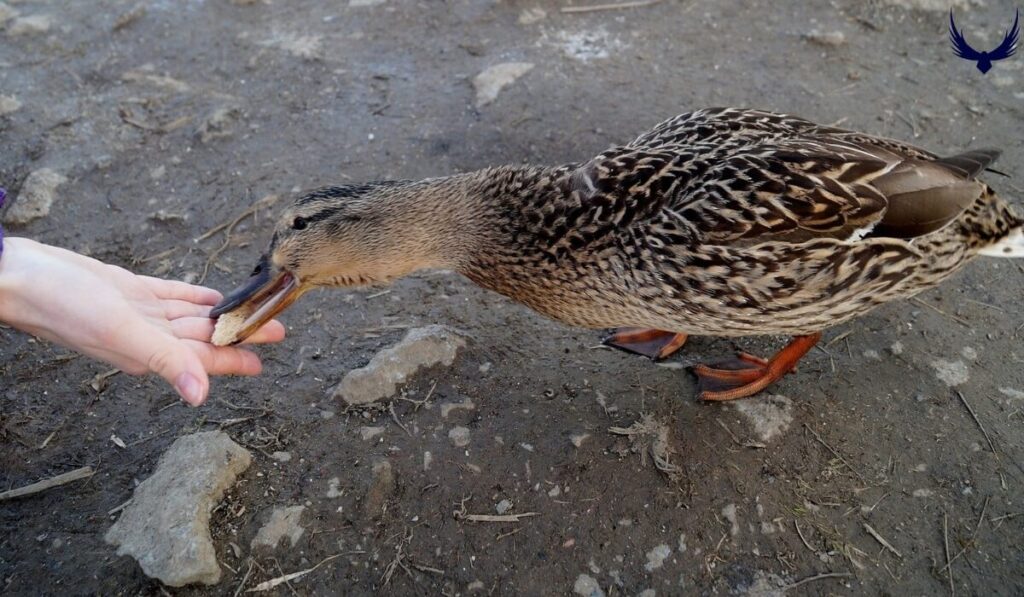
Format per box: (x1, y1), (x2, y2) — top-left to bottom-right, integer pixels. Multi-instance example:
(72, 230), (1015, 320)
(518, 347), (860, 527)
(391, 165), (554, 275)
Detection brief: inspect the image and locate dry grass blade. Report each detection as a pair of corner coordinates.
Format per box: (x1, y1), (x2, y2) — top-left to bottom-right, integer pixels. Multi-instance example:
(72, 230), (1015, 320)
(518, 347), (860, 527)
(804, 424), (867, 482)
(781, 572), (852, 591)
(955, 391), (996, 453)
(864, 523), (902, 558)
(0, 466), (95, 501)
(246, 553), (344, 592)
(943, 513), (955, 596)
(562, 0), (662, 13)
(910, 297), (971, 327)
(459, 512), (539, 523)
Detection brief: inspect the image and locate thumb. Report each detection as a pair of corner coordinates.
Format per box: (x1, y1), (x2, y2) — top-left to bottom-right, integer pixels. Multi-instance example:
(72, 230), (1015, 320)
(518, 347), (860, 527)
(146, 338), (210, 406)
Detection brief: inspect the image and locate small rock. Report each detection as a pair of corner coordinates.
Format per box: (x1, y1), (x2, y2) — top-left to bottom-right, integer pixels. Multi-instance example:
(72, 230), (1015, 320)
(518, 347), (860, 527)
(5, 168), (67, 225)
(196, 106), (241, 143)
(423, 451), (432, 471)
(0, 95), (21, 116)
(678, 533), (687, 554)
(913, 488), (934, 498)
(998, 387), (1024, 401)
(349, 0), (386, 5)
(261, 32), (322, 59)
(473, 62), (534, 108)
(644, 544), (672, 572)
(805, 30), (846, 47)
(638, 590), (657, 597)
(332, 325), (466, 405)
(326, 477), (343, 498)
(7, 14), (51, 36)
(271, 451), (292, 462)
(360, 426), (385, 441)
(548, 485), (562, 497)
(449, 426), (471, 447)
(574, 573), (605, 597)
(862, 349), (881, 361)
(495, 499), (513, 515)
(0, 3), (18, 26)
(362, 459), (395, 519)
(518, 7), (547, 25)
(890, 341), (904, 356)
(440, 398), (475, 418)
(570, 433), (591, 448)
(961, 346), (978, 361)
(467, 580), (486, 592)
(149, 165), (166, 180)
(251, 505), (305, 549)
(931, 359), (969, 387)
(732, 395), (793, 442)
(105, 431), (251, 587)
(722, 504), (739, 536)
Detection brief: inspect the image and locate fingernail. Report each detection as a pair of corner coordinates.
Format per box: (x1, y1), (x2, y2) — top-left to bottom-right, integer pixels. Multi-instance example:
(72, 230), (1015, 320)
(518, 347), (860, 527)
(175, 373), (204, 406)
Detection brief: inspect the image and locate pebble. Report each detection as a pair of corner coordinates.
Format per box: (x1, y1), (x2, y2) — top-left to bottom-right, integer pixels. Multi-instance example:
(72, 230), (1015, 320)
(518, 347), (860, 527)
(930, 359), (969, 387)
(570, 433), (590, 448)
(644, 544), (672, 572)
(495, 499), (513, 515)
(890, 341), (904, 356)
(0, 95), (21, 116)
(360, 426), (385, 441)
(333, 325), (466, 405)
(732, 395), (793, 442)
(862, 349), (882, 361)
(362, 459), (396, 519)
(913, 488), (934, 498)
(518, 7), (546, 25)
(574, 573), (605, 597)
(805, 30), (846, 47)
(7, 14), (51, 36)
(473, 62), (535, 108)
(251, 505), (305, 549)
(5, 168), (67, 225)
(722, 504), (739, 536)
(440, 398), (475, 419)
(271, 451), (292, 463)
(448, 426), (471, 447)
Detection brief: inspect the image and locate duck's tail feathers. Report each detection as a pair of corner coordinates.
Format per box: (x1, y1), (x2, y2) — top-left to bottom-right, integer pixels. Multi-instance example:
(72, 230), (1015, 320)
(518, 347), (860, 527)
(978, 227), (1024, 257)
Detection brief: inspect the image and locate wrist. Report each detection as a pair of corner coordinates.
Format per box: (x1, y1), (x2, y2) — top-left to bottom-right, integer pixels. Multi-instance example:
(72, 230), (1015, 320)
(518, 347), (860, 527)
(0, 238), (41, 327)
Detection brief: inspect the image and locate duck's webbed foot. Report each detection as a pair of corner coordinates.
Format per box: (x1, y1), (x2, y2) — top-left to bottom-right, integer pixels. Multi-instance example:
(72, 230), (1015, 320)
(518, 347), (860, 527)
(694, 333), (822, 401)
(602, 328), (689, 361)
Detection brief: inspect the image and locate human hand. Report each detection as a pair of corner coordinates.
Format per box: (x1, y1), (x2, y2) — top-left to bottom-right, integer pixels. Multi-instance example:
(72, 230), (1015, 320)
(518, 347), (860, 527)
(0, 238), (286, 405)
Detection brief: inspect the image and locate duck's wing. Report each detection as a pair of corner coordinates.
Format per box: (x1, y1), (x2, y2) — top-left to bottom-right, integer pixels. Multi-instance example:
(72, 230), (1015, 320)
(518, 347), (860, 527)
(560, 111), (996, 249)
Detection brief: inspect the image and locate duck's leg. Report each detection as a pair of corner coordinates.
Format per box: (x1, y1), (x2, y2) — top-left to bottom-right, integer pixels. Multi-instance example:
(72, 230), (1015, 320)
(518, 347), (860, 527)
(694, 333), (822, 401)
(602, 328), (689, 361)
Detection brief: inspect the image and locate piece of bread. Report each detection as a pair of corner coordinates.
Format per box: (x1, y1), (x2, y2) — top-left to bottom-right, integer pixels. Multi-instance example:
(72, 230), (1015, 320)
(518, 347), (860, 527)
(211, 310), (249, 346)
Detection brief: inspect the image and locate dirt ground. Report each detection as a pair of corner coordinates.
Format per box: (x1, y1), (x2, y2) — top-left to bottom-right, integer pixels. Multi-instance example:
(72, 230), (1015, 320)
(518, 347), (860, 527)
(2, 0), (1024, 594)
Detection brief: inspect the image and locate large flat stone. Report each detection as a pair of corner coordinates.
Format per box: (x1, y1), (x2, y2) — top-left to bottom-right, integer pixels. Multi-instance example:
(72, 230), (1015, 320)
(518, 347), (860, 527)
(105, 431), (252, 587)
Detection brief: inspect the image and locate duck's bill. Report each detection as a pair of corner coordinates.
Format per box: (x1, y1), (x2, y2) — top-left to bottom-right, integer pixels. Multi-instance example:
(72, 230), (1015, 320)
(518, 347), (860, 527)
(209, 256), (304, 346)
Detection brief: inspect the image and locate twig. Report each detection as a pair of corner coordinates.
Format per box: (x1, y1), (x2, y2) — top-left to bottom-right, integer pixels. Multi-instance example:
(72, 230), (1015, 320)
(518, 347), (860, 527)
(0, 466), (95, 501)
(804, 425), (867, 482)
(782, 572), (852, 591)
(246, 553), (345, 592)
(389, 402), (412, 437)
(943, 513), (955, 596)
(940, 497), (989, 573)
(956, 391), (996, 453)
(496, 527), (523, 541)
(863, 523), (902, 558)
(910, 297), (971, 327)
(196, 194), (280, 283)
(562, 0), (662, 13)
(794, 520), (816, 553)
(458, 512), (539, 523)
(234, 558), (255, 597)
(716, 419), (766, 449)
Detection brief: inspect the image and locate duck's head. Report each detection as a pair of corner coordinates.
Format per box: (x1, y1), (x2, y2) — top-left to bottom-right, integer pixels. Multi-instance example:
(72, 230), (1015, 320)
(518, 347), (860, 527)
(210, 180), (473, 344)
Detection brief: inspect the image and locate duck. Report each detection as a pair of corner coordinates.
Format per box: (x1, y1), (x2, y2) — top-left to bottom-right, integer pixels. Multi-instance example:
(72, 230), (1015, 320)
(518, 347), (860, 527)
(210, 107), (1024, 401)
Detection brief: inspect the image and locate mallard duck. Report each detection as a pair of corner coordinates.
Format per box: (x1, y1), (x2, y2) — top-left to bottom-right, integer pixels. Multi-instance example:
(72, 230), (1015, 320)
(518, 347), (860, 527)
(210, 108), (1024, 401)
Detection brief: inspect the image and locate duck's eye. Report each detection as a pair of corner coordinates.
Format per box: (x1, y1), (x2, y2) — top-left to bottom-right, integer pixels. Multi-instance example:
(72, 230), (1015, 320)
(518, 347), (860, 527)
(250, 263), (262, 276)
(292, 217), (308, 230)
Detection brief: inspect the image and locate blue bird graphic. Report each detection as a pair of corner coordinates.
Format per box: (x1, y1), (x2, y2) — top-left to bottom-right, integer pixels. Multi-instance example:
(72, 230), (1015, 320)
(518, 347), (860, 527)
(949, 9), (1019, 73)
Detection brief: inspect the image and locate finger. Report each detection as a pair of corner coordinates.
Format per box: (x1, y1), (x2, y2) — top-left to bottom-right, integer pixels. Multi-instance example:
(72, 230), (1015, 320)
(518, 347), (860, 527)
(240, 320), (287, 344)
(163, 299), (213, 320)
(137, 333), (211, 406)
(185, 340), (264, 376)
(169, 317), (216, 342)
(142, 276), (223, 305)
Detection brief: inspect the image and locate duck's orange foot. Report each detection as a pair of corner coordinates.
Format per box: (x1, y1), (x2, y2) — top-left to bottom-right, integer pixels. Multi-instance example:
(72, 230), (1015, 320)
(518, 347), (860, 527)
(602, 328), (688, 361)
(693, 333), (822, 401)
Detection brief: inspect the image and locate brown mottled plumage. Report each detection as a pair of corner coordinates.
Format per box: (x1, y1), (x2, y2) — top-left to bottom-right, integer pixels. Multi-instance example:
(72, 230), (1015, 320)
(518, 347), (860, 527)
(212, 108), (1024, 400)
